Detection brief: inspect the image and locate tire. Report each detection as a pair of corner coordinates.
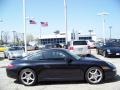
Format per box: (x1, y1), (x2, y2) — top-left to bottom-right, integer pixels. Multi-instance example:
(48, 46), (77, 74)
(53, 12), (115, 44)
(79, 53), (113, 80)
(85, 67), (103, 84)
(97, 49), (99, 55)
(7, 54), (11, 60)
(103, 51), (107, 57)
(19, 68), (37, 86)
(4, 53), (7, 58)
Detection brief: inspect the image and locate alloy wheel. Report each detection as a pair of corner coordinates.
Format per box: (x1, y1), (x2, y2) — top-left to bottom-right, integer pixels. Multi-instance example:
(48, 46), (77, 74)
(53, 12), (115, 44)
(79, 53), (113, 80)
(86, 67), (103, 84)
(20, 69), (36, 86)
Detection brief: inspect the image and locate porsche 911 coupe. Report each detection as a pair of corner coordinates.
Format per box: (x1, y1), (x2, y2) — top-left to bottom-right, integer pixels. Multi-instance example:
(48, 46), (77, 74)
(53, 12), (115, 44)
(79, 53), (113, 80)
(6, 49), (117, 86)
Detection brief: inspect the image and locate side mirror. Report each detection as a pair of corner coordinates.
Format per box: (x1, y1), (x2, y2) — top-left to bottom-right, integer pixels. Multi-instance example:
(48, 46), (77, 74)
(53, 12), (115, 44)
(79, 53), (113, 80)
(67, 58), (73, 64)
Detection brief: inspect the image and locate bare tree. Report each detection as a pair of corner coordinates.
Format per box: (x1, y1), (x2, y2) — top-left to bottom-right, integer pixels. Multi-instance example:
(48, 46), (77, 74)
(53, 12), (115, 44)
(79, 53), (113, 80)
(2, 32), (9, 44)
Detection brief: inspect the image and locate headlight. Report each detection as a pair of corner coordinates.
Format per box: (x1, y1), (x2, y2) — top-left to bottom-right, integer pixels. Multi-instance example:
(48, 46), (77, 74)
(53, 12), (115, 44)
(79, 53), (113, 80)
(106, 61), (116, 69)
(107, 49), (111, 53)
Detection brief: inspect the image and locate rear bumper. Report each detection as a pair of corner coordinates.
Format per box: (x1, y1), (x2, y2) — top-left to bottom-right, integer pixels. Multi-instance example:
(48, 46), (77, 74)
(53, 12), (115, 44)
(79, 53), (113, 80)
(6, 68), (18, 79)
(107, 52), (120, 57)
(69, 50), (91, 55)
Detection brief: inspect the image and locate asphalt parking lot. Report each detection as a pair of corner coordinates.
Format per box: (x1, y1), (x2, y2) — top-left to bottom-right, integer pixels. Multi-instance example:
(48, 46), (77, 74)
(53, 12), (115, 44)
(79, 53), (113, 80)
(0, 49), (120, 90)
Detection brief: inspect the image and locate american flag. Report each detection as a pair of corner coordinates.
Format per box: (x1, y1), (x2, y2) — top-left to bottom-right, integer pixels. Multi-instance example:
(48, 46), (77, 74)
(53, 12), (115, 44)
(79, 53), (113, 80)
(29, 20), (36, 24)
(40, 22), (48, 27)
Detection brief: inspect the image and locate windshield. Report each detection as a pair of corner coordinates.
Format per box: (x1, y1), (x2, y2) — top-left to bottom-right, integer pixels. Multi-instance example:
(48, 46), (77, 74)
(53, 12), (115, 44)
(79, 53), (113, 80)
(65, 49), (81, 60)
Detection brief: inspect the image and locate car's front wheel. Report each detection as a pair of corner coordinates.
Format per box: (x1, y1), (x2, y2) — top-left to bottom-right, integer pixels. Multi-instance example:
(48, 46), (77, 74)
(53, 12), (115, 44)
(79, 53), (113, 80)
(103, 51), (108, 57)
(85, 67), (103, 84)
(19, 68), (37, 86)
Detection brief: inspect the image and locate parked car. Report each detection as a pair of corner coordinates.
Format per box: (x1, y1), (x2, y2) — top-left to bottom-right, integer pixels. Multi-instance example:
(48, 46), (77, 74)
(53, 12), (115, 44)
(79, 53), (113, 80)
(96, 42), (120, 57)
(68, 40), (91, 56)
(4, 46), (24, 60)
(22, 44), (39, 51)
(44, 43), (62, 49)
(0, 45), (8, 52)
(86, 40), (96, 48)
(6, 48), (116, 86)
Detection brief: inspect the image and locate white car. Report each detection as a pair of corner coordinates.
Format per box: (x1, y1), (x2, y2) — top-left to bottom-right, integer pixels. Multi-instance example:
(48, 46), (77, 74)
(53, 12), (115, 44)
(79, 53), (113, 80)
(68, 40), (91, 56)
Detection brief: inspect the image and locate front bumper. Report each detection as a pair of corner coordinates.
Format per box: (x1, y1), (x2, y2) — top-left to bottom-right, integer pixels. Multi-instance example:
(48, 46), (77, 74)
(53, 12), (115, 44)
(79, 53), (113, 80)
(104, 68), (117, 80)
(9, 55), (23, 59)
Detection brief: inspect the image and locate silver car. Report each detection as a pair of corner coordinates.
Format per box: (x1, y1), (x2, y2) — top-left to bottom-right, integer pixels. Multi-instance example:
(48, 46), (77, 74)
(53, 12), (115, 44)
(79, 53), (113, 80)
(4, 46), (24, 60)
(68, 40), (91, 56)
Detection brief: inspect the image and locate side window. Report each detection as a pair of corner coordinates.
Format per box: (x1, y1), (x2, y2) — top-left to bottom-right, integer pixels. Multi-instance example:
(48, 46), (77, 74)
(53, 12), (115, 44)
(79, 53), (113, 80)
(43, 50), (67, 60)
(28, 52), (43, 60)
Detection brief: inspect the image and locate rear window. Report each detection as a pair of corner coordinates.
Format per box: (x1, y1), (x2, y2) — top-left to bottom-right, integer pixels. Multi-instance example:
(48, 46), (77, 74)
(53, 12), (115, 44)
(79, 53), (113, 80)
(73, 41), (87, 45)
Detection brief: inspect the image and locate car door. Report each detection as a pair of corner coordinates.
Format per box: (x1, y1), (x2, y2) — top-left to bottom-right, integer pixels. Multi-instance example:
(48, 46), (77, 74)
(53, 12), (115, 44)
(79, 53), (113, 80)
(38, 50), (82, 80)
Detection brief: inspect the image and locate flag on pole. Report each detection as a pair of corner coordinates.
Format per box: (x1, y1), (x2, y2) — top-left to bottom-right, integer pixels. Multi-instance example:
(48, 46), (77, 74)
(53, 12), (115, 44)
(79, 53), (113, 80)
(29, 20), (36, 24)
(40, 22), (48, 27)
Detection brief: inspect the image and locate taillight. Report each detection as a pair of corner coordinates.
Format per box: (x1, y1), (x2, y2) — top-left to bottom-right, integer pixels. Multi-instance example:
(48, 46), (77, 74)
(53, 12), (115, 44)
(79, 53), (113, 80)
(69, 47), (74, 50)
(7, 64), (15, 69)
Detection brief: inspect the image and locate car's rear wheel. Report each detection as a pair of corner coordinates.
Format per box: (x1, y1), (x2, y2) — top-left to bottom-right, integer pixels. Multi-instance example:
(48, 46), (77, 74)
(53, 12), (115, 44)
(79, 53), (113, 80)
(85, 67), (103, 84)
(19, 68), (37, 86)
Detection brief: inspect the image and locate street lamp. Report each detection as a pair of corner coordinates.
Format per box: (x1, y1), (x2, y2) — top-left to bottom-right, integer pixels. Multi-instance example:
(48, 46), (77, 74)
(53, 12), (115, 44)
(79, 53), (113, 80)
(98, 11), (109, 44)
(88, 30), (93, 39)
(109, 26), (112, 39)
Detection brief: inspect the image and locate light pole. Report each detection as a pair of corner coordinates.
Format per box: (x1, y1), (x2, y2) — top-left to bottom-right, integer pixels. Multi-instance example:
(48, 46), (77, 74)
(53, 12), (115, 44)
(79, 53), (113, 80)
(88, 30), (93, 39)
(12, 31), (16, 45)
(64, 0), (68, 45)
(23, 0), (27, 53)
(98, 11), (109, 44)
(109, 26), (112, 39)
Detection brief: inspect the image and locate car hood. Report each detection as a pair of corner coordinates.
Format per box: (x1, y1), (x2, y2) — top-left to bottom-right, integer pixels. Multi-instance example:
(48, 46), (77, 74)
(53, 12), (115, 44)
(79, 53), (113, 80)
(81, 57), (101, 62)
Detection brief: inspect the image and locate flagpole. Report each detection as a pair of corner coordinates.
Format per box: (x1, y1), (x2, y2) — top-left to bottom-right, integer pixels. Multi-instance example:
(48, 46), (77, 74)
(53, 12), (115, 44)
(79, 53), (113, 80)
(64, 0), (68, 45)
(23, 0), (27, 53)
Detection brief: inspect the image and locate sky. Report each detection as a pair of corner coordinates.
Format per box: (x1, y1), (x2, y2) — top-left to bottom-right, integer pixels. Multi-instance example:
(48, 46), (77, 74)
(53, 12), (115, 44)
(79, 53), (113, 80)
(0, 0), (120, 41)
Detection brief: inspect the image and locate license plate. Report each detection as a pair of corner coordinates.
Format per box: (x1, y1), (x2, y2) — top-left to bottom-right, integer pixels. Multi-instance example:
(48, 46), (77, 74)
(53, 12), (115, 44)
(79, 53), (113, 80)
(78, 48), (82, 51)
(116, 53), (120, 55)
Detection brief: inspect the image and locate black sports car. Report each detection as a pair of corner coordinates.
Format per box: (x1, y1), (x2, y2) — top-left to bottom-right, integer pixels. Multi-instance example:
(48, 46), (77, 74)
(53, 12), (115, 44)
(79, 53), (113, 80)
(96, 42), (120, 57)
(6, 49), (116, 86)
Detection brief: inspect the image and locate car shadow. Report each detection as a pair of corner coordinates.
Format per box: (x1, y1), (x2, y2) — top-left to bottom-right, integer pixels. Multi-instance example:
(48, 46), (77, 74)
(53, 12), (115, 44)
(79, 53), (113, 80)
(14, 80), (86, 86)
(14, 75), (120, 86)
(103, 75), (120, 84)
